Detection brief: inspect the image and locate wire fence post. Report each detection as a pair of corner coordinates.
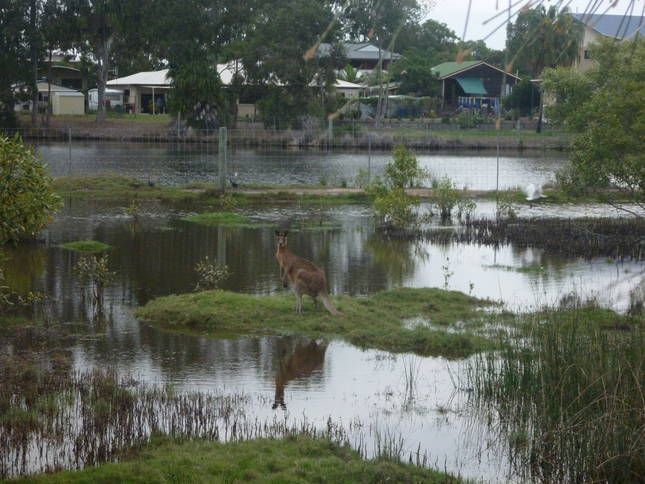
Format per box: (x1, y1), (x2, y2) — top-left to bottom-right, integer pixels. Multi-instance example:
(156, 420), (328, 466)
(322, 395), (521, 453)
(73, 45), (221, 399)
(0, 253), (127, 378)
(367, 131), (372, 185)
(327, 117), (333, 151)
(218, 126), (227, 191)
(67, 127), (72, 176)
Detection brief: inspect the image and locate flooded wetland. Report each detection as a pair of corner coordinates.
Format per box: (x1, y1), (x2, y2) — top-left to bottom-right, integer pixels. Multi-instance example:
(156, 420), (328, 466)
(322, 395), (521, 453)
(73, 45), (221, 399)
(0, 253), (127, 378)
(1, 149), (643, 483)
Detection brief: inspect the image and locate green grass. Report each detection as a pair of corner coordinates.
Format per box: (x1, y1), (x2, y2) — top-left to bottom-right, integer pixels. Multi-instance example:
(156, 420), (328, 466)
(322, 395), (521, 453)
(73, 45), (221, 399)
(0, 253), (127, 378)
(469, 305), (643, 482)
(484, 263), (547, 274)
(432, 128), (565, 139)
(18, 435), (458, 483)
(480, 187), (638, 205)
(182, 212), (269, 228)
(52, 176), (206, 202)
(20, 112), (172, 124)
(59, 240), (111, 253)
(51, 176), (370, 206)
(136, 287), (498, 358)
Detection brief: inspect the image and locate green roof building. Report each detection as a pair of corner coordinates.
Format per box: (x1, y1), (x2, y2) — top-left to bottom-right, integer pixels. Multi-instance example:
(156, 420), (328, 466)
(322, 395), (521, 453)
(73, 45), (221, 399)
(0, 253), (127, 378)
(431, 60), (521, 112)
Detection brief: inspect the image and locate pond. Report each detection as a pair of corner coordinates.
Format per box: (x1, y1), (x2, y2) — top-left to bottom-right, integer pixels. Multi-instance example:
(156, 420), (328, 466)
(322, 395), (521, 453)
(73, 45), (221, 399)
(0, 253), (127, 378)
(2, 199), (642, 481)
(35, 142), (567, 190)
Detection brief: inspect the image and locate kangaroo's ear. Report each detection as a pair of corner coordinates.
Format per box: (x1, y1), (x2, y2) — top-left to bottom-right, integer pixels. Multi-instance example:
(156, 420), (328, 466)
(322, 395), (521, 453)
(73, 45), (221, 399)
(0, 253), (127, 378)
(283, 231), (288, 236)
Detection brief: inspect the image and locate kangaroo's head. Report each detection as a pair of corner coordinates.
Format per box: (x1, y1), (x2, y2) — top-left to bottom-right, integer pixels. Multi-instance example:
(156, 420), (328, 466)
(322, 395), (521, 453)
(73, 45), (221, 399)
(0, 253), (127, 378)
(275, 230), (288, 249)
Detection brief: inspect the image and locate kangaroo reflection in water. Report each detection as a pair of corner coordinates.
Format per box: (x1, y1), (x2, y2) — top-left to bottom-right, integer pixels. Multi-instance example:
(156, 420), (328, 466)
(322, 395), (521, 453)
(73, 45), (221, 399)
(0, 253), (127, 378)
(272, 339), (328, 410)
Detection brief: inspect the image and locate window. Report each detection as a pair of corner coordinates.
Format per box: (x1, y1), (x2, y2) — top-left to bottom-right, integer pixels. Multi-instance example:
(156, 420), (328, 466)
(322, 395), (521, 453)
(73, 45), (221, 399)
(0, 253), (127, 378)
(584, 50), (591, 60)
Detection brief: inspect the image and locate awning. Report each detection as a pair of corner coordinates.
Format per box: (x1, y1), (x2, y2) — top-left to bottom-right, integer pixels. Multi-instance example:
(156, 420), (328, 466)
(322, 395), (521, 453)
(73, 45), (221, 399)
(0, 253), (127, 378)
(455, 77), (487, 96)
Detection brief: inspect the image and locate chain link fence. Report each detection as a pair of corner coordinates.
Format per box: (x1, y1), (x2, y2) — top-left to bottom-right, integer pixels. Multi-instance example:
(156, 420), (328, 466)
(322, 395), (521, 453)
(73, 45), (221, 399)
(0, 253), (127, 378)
(3, 124), (568, 192)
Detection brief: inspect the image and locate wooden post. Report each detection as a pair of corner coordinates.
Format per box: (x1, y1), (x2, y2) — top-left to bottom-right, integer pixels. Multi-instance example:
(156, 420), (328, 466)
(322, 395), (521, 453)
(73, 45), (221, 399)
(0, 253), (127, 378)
(218, 127), (227, 191)
(67, 127), (72, 176)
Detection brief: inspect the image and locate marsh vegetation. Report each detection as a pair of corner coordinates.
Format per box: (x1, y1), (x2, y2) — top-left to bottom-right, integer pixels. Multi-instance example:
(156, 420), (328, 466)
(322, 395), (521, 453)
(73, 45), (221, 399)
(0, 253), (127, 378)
(467, 304), (643, 482)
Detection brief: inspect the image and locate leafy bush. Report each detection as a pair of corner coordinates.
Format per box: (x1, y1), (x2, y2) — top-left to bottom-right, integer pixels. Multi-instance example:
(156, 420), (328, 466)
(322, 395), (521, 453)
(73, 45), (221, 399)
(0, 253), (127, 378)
(0, 136), (61, 244)
(74, 254), (115, 303)
(457, 110), (484, 129)
(384, 145), (429, 189)
(456, 197), (477, 220)
(371, 188), (418, 228)
(367, 146), (430, 229)
(354, 168), (370, 188)
(0, 267), (42, 315)
(496, 192), (518, 220)
(542, 39), (645, 208)
(195, 256), (229, 291)
(433, 178), (459, 220)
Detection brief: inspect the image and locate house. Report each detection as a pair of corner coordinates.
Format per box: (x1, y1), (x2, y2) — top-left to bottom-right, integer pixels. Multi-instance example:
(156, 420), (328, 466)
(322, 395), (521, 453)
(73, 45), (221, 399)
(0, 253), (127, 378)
(14, 82), (85, 115)
(46, 65), (84, 91)
(107, 63), (364, 116)
(319, 42), (401, 78)
(431, 61), (520, 112)
(331, 79), (363, 99)
(571, 13), (645, 71)
(106, 69), (171, 114)
(88, 88), (124, 111)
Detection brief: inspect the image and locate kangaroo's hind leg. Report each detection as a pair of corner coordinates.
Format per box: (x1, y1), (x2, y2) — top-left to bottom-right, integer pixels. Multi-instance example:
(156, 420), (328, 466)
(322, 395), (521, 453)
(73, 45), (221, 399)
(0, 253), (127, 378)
(293, 288), (303, 314)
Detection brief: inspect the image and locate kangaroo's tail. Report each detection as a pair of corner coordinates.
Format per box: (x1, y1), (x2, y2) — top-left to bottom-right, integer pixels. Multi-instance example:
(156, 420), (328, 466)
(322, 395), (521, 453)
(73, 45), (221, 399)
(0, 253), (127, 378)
(320, 292), (341, 316)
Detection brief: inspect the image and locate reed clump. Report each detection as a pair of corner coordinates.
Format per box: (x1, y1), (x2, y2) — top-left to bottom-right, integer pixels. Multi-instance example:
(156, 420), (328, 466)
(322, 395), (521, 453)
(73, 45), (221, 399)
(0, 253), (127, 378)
(420, 217), (645, 260)
(468, 304), (643, 482)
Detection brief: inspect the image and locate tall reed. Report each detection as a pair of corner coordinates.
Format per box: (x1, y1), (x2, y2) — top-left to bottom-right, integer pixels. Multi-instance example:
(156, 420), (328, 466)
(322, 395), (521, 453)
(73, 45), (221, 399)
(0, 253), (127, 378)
(468, 305), (643, 482)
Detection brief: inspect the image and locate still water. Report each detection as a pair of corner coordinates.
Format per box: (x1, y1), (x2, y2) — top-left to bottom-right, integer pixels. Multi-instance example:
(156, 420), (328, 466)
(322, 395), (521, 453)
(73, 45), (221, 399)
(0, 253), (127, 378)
(3, 199), (642, 481)
(36, 142), (566, 190)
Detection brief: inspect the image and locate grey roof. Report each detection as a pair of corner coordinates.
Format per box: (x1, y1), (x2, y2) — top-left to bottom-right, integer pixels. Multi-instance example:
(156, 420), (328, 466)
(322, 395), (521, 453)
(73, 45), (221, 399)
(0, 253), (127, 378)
(572, 13), (645, 39)
(318, 42), (401, 61)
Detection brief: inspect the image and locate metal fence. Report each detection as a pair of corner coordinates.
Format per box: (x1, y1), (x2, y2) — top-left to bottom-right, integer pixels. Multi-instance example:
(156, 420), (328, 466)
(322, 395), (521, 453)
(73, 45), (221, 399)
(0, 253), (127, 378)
(3, 125), (568, 192)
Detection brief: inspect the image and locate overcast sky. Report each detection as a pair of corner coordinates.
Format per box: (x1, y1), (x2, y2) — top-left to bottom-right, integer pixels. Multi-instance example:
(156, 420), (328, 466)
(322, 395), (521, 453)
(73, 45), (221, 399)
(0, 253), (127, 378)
(425, 0), (644, 50)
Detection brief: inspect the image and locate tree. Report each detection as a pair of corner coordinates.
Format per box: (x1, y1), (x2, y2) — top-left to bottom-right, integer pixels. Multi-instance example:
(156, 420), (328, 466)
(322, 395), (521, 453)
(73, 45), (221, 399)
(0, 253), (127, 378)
(0, 1), (30, 128)
(342, 0), (421, 124)
(503, 78), (540, 117)
(150, 0), (253, 128)
(71, 1), (147, 123)
(390, 50), (440, 97)
(396, 18), (457, 56)
(458, 40), (505, 69)
(0, 136), (60, 243)
(241, 0), (344, 128)
(41, 0), (78, 126)
(542, 39), (644, 213)
(390, 19), (457, 97)
(506, 5), (582, 78)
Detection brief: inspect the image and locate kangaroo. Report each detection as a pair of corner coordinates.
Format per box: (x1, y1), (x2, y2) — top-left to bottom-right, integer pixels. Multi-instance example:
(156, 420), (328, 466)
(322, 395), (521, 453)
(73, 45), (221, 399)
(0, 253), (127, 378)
(274, 230), (340, 315)
(272, 339), (328, 410)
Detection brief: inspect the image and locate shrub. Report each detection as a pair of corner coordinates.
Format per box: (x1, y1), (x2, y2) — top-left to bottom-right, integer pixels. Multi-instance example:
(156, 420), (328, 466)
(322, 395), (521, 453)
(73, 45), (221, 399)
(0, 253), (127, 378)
(434, 178), (459, 220)
(74, 254), (115, 304)
(0, 136), (60, 244)
(384, 145), (429, 189)
(457, 110), (484, 129)
(354, 168), (370, 188)
(367, 146), (429, 230)
(371, 188), (418, 228)
(195, 256), (229, 291)
(496, 192), (518, 220)
(456, 197), (477, 220)
(0, 267), (42, 315)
